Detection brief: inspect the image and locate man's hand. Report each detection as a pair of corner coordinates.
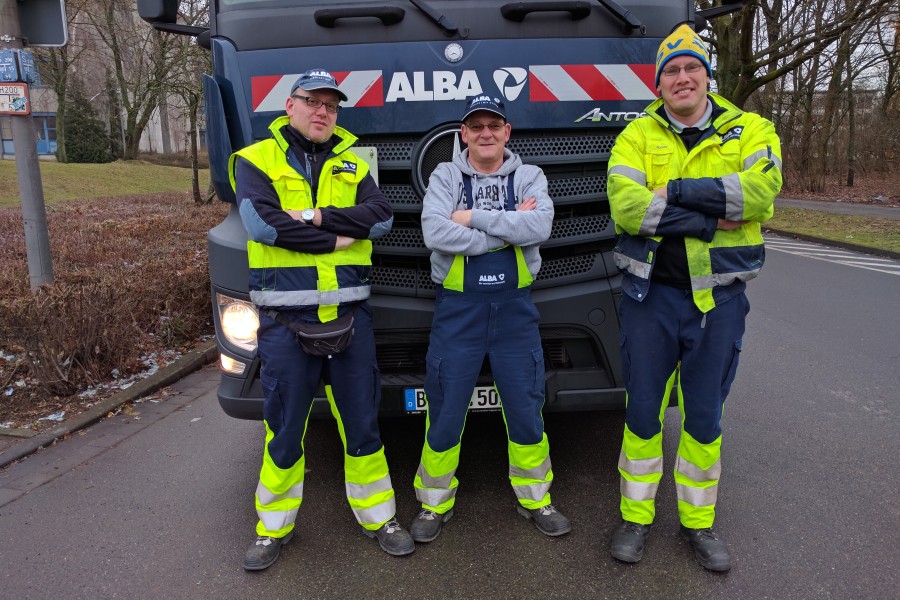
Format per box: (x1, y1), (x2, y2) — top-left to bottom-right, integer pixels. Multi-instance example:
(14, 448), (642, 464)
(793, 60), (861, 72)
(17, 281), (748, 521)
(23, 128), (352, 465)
(517, 197), (537, 211)
(334, 235), (356, 250)
(450, 209), (473, 228)
(717, 218), (748, 230)
(653, 187), (667, 199)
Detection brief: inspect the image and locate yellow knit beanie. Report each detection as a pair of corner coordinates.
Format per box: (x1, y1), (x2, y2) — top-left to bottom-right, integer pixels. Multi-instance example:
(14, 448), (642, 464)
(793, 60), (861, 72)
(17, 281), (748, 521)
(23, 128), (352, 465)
(655, 24), (711, 87)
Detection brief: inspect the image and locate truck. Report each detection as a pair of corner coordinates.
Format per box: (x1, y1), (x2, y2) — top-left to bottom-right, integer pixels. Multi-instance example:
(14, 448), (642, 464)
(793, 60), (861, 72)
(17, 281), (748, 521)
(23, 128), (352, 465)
(138, 0), (740, 420)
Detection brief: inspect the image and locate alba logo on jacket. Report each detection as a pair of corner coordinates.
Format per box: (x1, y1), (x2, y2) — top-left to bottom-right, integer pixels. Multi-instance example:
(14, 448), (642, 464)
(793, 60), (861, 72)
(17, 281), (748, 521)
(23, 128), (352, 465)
(721, 126), (744, 144)
(478, 273), (506, 285)
(332, 161), (357, 175)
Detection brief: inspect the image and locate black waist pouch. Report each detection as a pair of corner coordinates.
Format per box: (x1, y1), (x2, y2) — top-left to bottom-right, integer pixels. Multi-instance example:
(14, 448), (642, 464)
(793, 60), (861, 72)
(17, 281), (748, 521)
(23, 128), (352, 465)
(266, 309), (355, 356)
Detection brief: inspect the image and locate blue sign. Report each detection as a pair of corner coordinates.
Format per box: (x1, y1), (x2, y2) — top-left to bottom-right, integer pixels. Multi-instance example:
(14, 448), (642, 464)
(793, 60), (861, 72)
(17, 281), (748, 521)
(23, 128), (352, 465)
(17, 50), (35, 83)
(0, 50), (18, 83)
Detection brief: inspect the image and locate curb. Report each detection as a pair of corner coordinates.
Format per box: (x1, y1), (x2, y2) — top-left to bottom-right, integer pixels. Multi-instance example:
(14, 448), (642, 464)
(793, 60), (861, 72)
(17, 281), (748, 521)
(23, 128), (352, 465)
(0, 339), (219, 468)
(764, 228), (900, 260)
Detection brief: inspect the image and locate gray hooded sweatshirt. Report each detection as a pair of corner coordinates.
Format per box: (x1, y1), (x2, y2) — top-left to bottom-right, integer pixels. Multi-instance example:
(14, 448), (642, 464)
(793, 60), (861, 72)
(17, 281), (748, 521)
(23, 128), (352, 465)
(421, 148), (554, 285)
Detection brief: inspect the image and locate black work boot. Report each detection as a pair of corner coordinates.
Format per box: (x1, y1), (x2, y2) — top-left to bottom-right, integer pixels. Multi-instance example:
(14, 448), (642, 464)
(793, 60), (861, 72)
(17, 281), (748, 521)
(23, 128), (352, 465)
(243, 531), (294, 571)
(680, 525), (733, 571)
(409, 508), (454, 543)
(610, 520), (652, 563)
(363, 518), (415, 556)
(516, 504), (572, 536)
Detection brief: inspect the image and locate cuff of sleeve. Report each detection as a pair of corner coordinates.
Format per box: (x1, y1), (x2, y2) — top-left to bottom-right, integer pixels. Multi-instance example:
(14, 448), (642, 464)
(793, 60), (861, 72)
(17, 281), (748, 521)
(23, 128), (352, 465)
(667, 180), (681, 205)
(468, 209), (486, 231)
(699, 216), (717, 242)
(318, 207), (331, 230)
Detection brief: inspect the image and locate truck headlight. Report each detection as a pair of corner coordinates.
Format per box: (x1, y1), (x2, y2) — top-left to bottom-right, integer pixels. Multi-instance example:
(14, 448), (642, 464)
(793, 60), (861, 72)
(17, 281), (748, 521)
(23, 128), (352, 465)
(217, 294), (259, 352)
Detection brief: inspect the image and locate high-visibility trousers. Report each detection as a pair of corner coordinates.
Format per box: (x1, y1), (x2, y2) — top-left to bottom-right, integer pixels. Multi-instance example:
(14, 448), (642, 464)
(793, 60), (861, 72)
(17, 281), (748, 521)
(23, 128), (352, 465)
(617, 284), (748, 529)
(414, 285), (554, 514)
(253, 302), (397, 538)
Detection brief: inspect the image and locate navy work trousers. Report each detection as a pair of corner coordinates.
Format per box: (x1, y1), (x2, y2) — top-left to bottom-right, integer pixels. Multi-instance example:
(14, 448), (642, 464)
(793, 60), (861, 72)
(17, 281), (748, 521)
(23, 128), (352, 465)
(619, 284), (748, 444)
(424, 286), (546, 451)
(256, 301), (383, 469)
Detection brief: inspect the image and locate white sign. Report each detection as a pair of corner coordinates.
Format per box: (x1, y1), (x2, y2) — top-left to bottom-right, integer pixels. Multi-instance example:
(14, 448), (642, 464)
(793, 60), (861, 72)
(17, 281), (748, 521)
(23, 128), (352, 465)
(0, 83), (30, 115)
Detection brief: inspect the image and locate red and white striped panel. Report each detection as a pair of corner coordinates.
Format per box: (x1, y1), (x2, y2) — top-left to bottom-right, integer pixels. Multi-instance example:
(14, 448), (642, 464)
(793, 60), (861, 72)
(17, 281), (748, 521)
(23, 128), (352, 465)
(529, 64), (657, 101)
(252, 70), (384, 112)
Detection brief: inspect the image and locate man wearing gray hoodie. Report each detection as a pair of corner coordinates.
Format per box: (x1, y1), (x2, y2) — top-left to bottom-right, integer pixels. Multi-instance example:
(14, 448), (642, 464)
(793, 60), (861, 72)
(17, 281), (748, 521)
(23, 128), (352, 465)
(408, 95), (571, 544)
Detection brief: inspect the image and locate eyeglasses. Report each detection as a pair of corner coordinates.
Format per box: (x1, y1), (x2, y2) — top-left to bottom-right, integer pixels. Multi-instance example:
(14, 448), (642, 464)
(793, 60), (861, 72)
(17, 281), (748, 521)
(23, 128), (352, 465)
(660, 63), (706, 78)
(291, 95), (341, 114)
(464, 122), (506, 133)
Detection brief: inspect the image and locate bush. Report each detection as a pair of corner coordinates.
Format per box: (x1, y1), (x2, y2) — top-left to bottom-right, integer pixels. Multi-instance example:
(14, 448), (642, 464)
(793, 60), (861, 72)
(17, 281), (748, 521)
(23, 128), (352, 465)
(0, 192), (227, 404)
(62, 81), (116, 164)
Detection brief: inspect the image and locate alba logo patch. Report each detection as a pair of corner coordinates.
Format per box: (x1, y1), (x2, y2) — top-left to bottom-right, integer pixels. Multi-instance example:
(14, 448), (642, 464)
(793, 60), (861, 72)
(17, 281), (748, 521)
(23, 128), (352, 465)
(332, 161), (357, 175)
(493, 68), (528, 102)
(721, 126), (744, 144)
(478, 273), (506, 284)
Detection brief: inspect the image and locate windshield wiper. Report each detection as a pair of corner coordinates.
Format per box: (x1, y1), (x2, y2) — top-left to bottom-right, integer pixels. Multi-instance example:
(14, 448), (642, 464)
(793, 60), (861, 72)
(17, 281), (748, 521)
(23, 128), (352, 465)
(410, 0), (469, 38)
(595, 0), (645, 35)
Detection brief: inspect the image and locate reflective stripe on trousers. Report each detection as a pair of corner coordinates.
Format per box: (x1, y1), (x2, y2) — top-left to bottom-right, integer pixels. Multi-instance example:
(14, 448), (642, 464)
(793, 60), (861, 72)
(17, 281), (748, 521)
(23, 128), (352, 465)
(254, 303), (396, 536)
(414, 286), (554, 512)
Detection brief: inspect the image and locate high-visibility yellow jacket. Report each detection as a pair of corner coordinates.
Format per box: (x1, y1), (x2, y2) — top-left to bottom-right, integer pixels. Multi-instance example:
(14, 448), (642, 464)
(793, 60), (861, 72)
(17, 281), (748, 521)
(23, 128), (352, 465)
(229, 117), (379, 322)
(607, 93), (783, 312)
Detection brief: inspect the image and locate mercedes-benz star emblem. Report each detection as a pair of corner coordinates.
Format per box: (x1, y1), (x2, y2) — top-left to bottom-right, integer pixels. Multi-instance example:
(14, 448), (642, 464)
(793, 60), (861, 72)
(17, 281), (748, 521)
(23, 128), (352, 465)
(444, 43), (463, 63)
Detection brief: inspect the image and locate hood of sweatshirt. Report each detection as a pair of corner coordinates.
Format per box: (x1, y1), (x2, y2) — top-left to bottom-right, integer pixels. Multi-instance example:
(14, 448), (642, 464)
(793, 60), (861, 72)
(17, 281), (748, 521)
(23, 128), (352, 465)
(452, 148), (522, 178)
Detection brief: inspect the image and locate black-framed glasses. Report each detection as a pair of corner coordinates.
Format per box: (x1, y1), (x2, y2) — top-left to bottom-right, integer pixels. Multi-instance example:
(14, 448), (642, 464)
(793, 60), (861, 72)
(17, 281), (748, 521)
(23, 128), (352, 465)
(464, 122), (506, 133)
(660, 63), (705, 78)
(291, 95), (341, 114)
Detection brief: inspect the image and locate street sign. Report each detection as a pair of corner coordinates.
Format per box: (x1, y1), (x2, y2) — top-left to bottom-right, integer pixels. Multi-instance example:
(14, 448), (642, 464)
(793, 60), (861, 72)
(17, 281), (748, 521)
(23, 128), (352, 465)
(0, 50), (18, 82)
(17, 50), (35, 83)
(18, 0), (68, 47)
(0, 83), (30, 115)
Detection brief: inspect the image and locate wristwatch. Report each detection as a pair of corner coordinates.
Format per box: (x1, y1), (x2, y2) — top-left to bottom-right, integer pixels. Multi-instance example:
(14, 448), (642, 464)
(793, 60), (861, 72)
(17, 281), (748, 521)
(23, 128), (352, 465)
(301, 208), (316, 224)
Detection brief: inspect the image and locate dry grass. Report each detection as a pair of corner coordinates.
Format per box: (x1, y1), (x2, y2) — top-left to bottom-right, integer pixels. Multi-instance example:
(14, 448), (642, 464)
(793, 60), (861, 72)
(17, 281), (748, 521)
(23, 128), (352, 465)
(0, 192), (227, 427)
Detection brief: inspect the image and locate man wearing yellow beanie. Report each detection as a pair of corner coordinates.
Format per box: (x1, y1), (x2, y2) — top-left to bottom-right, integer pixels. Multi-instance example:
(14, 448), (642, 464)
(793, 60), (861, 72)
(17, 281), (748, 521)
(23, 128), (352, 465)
(606, 23), (783, 572)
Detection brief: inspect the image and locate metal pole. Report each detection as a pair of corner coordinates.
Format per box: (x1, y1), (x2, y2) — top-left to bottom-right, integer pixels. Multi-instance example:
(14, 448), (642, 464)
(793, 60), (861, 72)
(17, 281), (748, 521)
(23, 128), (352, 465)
(0, 0), (54, 290)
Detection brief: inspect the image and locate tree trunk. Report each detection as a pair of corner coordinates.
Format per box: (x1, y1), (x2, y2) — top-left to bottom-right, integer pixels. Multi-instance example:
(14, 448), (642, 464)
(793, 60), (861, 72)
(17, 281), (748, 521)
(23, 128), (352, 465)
(189, 94), (201, 204)
(158, 98), (172, 154)
(846, 67), (856, 187)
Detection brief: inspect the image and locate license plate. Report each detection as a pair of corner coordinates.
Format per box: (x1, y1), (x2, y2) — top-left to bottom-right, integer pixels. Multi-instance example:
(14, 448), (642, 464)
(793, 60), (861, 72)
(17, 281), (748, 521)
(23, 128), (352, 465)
(404, 387), (501, 413)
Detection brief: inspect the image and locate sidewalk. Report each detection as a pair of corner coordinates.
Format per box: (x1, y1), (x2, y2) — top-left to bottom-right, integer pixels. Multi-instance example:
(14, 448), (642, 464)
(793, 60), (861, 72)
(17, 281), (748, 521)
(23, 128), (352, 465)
(777, 197), (900, 219)
(0, 340), (219, 469)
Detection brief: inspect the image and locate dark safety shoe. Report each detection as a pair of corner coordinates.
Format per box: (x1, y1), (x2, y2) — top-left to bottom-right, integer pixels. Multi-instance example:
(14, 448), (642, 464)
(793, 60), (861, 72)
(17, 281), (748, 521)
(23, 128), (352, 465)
(243, 531), (294, 571)
(516, 504), (572, 536)
(409, 508), (454, 543)
(610, 521), (652, 563)
(363, 518), (415, 556)
(680, 525), (733, 572)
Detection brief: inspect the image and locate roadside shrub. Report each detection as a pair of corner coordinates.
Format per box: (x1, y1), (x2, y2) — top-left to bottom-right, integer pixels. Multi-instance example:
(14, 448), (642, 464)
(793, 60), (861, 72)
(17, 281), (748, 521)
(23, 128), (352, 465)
(0, 192), (227, 401)
(62, 81), (116, 164)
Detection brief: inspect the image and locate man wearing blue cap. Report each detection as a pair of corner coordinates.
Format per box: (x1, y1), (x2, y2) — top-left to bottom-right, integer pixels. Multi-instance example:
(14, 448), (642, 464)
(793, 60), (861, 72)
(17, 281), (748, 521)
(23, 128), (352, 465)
(606, 24), (783, 571)
(408, 95), (571, 543)
(230, 68), (413, 570)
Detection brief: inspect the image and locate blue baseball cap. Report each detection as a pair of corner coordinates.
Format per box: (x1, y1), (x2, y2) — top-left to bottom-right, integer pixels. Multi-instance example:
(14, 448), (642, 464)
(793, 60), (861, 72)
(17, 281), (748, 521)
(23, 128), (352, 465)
(290, 68), (348, 102)
(462, 95), (507, 122)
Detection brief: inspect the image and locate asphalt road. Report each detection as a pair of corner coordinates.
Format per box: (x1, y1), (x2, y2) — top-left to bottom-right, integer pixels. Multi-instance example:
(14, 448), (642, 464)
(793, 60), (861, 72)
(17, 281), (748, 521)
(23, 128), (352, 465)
(0, 235), (898, 599)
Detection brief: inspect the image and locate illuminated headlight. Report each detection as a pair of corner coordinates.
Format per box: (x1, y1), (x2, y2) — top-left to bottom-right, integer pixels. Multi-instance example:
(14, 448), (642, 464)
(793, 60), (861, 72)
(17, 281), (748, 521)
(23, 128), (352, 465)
(217, 294), (259, 351)
(219, 354), (247, 375)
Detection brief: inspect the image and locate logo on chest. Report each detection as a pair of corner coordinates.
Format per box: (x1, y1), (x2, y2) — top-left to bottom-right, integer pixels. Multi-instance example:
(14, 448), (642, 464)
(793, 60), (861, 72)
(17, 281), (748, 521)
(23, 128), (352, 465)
(720, 126), (744, 144)
(332, 161), (357, 175)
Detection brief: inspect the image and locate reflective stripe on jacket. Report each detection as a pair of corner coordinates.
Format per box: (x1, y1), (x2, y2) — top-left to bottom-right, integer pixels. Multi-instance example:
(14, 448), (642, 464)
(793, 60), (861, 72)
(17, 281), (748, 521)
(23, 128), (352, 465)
(607, 93), (782, 312)
(228, 116), (373, 321)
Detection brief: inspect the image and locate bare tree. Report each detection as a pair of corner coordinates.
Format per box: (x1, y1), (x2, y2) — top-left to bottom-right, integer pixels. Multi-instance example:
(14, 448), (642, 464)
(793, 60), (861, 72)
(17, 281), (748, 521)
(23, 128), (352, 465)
(163, 0), (211, 203)
(87, 0), (184, 159)
(702, 0), (896, 108)
(33, 0), (89, 163)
